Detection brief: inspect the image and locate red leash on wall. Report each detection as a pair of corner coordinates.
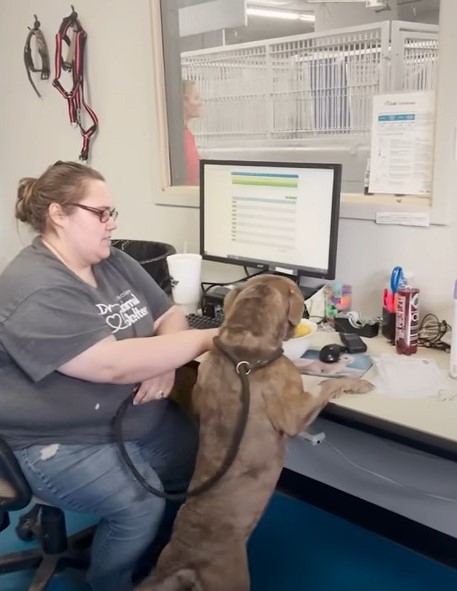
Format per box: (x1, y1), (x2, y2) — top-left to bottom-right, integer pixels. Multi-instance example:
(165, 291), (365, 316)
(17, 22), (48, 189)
(52, 6), (98, 162)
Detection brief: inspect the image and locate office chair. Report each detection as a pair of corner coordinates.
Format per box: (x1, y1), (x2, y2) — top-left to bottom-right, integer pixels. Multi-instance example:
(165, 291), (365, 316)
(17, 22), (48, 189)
(0, 435), (95, 591)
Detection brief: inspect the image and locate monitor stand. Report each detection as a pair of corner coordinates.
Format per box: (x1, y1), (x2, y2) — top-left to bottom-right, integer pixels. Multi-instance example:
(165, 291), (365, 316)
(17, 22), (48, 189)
(267, 271), (324, 301)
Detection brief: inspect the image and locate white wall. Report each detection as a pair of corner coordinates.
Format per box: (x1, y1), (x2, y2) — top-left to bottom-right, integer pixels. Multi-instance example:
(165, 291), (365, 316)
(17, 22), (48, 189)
(0, 0), (195, 266)
(0, 0), (455, 322)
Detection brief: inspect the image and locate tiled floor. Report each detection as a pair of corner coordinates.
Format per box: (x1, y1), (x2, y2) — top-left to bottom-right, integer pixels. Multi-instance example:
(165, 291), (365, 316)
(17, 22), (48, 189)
(1, 494), (457, 590)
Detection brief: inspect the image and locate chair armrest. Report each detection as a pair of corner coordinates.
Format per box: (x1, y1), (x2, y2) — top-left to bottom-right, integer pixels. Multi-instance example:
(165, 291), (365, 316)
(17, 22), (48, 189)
(0, 437), (32, 511)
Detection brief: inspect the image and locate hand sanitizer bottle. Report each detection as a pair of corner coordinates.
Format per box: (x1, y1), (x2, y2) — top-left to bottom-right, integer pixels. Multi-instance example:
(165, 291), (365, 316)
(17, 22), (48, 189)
(450, 280), (457, 378)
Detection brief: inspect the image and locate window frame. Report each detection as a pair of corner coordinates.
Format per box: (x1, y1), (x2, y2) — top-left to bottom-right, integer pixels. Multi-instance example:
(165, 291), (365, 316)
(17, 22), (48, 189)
(149, 0), (455, 226)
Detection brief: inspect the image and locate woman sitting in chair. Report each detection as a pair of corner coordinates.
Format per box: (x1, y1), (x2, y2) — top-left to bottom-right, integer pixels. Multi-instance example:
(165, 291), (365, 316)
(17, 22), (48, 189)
(0, 161), (218, 591)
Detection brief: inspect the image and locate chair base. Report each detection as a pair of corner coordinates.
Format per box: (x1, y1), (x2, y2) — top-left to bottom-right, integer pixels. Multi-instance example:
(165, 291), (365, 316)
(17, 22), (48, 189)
(0, 525), (95, 591)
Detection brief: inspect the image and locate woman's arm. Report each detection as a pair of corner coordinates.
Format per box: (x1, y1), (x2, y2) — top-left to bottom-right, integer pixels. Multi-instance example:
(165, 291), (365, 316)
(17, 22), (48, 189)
(129, 305), (190, 403)
(154, 305), (189, 334)
(58, 328), (217, 384)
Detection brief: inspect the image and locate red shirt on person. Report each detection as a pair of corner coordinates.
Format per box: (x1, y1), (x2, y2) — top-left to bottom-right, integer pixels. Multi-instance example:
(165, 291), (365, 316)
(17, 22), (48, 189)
(184, 127), (200, 186)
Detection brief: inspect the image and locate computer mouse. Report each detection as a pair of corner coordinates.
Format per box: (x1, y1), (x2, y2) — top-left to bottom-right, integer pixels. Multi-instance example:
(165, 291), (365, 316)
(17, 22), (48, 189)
(319, 344), (343, 364)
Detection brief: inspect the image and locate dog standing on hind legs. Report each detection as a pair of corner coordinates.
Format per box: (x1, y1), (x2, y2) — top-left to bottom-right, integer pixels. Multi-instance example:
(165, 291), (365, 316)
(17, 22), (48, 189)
(135, 275), (373, 591)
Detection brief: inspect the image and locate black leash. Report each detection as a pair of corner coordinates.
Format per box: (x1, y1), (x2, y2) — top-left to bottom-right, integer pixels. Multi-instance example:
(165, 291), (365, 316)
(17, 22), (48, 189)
(113, 339), (283, 501)
(23, 15), (50, 98)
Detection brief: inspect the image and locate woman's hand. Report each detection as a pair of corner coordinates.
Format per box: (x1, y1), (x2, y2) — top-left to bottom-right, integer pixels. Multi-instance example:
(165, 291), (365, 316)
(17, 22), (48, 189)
(133, 370), (176, 405)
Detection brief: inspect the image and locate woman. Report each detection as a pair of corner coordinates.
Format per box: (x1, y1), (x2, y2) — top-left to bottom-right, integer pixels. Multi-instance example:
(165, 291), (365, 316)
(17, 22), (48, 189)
(183, 80), (202, 186)
(0, 161), (217, 591)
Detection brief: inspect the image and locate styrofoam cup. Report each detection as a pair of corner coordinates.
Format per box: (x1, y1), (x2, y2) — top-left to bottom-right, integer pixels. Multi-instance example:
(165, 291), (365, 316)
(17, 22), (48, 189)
(166, 253), (202, 314)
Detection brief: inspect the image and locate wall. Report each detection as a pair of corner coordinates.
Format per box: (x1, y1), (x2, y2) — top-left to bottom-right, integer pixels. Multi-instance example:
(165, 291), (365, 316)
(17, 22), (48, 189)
(0, 0), (455, 323)
(0, 0), (194, 266)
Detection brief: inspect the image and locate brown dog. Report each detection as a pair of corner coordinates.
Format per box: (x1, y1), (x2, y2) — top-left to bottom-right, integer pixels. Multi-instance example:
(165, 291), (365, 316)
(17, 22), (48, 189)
(135, 275), (372, 591)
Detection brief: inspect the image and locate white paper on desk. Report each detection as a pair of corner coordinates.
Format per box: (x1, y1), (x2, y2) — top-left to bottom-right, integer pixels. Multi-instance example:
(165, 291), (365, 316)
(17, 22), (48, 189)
(372, 354), (444, 399)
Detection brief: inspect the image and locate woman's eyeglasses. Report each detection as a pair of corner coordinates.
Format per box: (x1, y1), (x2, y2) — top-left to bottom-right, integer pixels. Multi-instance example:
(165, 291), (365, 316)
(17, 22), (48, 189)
(73, 203), (119, 223)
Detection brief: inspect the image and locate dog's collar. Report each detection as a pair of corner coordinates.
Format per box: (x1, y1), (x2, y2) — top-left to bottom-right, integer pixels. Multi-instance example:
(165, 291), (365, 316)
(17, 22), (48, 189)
(213, 337), (283, 375)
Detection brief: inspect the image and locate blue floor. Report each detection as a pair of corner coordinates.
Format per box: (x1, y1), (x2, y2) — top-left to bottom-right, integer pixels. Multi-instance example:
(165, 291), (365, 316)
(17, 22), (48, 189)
(1, 493), (457, 590)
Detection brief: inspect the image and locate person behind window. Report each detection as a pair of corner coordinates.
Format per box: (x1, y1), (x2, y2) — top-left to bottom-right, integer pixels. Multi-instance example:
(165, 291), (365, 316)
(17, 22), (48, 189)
(0, 161), (218, 591)
(183, 79), (202, 186)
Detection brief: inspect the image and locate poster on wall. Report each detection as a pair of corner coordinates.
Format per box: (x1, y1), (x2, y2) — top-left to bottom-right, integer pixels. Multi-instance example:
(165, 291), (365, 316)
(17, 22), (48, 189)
(368, 91), (435, 196)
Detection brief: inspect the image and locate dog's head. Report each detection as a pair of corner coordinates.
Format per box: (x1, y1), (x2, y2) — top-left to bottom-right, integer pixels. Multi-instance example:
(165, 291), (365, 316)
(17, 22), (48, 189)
(222, 274), (304, 345)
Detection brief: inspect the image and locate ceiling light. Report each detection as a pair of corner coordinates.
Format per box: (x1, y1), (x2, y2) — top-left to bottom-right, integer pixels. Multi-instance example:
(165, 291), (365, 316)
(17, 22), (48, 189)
(246, 8), (315, 21)
(306, 0), (364, 3)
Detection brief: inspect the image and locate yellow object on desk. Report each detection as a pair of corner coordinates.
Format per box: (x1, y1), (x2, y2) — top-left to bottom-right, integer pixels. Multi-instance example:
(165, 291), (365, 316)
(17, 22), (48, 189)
(294, 323), (312, 338)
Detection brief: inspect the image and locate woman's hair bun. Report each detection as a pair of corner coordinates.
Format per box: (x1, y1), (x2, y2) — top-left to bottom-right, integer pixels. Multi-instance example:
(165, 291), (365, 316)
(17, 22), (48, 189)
(15, 177), (37, 223)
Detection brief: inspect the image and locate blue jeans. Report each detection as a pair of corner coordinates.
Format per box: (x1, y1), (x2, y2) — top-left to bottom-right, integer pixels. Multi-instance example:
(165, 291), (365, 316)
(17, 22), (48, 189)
(13, 401), (198, 591)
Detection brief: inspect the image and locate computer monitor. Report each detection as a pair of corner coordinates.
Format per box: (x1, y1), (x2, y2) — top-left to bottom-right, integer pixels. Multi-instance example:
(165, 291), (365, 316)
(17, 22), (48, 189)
(199, 159), (342, 279)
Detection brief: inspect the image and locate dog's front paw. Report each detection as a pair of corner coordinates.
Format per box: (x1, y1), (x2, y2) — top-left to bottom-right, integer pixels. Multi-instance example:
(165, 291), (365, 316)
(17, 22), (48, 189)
(318, 378), (374, 399)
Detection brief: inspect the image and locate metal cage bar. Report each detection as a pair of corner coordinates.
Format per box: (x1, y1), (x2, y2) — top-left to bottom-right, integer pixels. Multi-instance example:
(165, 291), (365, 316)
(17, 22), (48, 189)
(181, 21), (438, 149)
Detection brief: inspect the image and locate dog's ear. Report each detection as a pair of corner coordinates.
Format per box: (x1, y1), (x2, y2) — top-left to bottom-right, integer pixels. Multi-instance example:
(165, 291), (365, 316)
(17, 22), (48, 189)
(287, 285), (304, 326)
(223, 286), (243, 315)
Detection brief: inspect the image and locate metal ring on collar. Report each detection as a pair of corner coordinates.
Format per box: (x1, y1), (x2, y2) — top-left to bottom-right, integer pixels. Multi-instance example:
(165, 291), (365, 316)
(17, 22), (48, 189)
(235, 361), (251, 375)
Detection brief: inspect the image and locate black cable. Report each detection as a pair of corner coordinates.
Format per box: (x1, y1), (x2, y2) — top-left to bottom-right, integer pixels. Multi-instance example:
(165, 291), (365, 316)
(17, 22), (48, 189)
(418, 313), (451, 352)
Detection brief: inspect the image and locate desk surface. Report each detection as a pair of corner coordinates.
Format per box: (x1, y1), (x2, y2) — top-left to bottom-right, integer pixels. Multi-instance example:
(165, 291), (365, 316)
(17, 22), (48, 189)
(305, 332), (457, 456)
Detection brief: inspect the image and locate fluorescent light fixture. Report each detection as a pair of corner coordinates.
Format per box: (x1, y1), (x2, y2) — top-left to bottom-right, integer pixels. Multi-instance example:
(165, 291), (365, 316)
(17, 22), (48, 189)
(306, 0), (364, 3)
(246, 7), (316, 22)
(306, 0), (387, 6)
(365, 0), (387, 8)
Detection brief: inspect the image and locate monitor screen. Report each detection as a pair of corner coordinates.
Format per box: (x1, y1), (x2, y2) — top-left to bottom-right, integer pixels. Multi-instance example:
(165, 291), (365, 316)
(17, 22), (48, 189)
(200, 159), (342, 279)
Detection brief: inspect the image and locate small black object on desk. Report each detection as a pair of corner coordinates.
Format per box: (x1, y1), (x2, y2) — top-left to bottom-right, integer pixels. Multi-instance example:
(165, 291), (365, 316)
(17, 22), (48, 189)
(319, 344), (344, 363)
(333, 315), (379, 338)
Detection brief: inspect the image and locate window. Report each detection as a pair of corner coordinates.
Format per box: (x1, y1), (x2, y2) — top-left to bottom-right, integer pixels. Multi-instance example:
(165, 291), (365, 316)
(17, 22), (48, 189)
(154, 0), (450, 223)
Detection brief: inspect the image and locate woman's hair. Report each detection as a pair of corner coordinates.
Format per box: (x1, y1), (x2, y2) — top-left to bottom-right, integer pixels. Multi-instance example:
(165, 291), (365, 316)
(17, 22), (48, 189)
(15, 160), (105, 233)
(182, 79), (196, 98)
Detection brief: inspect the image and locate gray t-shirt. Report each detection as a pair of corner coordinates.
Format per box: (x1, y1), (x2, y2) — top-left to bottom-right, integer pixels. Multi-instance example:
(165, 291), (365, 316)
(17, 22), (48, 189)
(0, 238), (173, 449)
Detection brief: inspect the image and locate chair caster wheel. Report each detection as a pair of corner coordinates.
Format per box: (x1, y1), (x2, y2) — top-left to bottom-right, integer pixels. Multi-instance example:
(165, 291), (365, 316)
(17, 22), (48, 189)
(15, 522), (35, 541)
(15, 506), (41, 541)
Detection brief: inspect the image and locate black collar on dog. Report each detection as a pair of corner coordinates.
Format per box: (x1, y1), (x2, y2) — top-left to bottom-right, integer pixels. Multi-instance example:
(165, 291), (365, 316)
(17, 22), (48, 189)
(212, 337), (283, 374)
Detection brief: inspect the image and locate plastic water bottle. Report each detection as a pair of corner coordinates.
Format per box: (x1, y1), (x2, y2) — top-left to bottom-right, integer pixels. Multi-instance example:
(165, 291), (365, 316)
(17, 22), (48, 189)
(450, 280), (457, 378)
(395, 286), (420, 355)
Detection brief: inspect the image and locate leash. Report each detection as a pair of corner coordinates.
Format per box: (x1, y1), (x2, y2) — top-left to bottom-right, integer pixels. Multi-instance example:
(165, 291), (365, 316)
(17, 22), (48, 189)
(23, 15), (50, 98)
(113, 339), (283, 501)
(52, 6), (98, 162)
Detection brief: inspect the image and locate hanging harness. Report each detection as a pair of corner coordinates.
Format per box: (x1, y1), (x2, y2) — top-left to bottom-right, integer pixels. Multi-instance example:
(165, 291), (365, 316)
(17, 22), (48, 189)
(23, 15), (50, 98)
(52, 6), (98, 162)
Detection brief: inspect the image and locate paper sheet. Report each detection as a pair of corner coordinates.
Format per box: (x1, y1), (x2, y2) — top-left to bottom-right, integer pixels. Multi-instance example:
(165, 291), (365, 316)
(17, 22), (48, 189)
(372, 354), (445, 399)
(369, 92), (435, 196)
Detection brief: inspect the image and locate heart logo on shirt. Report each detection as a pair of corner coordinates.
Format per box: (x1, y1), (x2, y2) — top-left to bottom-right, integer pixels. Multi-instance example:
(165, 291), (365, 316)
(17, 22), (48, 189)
(106, 313), (125, 333)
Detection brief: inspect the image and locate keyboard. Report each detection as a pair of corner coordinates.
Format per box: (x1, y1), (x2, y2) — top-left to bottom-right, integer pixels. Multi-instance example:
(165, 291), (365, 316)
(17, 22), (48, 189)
(187, 313), (223, 329)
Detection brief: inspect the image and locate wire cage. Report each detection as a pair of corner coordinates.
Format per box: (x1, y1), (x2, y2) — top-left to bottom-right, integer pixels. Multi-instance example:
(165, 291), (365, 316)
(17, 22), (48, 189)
(181, 20), (439, 150)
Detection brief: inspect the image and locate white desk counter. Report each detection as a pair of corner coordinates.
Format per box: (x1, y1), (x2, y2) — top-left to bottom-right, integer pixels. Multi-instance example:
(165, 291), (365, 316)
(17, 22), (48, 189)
(282, 331), (457, 558)
(303, 332), (457, 457)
